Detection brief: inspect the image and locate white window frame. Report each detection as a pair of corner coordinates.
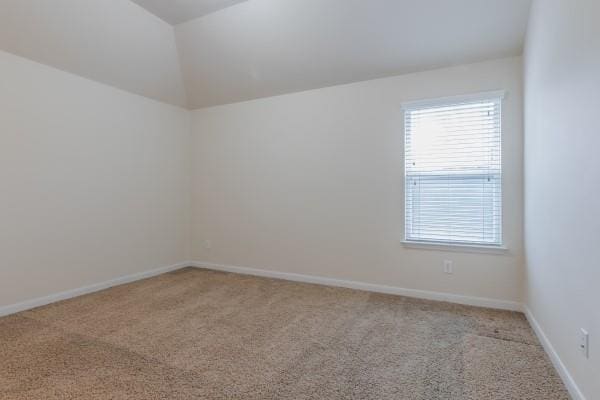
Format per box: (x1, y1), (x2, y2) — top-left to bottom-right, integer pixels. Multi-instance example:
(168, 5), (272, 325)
(401, 90), (507, 252)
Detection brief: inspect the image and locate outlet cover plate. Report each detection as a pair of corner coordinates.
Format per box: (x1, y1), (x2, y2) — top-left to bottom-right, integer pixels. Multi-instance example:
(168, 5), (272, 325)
(580, 328), (589, 358)
(443, 260), (453, 274)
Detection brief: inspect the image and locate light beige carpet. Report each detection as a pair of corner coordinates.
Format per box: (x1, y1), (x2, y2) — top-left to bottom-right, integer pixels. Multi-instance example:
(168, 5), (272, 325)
(0, 267), (568, 399)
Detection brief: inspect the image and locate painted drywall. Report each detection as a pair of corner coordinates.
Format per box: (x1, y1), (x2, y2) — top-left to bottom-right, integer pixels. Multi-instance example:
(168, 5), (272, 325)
(131, 0), (248, 25)
(0, 0), (531, 111)
(523, 0), (600, 398)
(190, 57), (524, 303)
(0, 50), (191, 308)
(0, 0), (187, 107)
(175, 0), (530, 108)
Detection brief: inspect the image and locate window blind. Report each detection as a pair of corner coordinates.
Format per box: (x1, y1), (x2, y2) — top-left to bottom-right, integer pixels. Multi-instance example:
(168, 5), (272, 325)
(404, 93), (502, 245)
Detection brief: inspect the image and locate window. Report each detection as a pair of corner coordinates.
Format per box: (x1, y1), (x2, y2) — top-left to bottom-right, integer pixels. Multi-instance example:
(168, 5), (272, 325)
(403, 91), (503, 246)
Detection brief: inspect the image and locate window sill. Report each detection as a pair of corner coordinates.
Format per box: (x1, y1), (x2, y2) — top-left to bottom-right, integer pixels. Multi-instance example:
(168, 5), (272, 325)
(401, 240), (508, 255)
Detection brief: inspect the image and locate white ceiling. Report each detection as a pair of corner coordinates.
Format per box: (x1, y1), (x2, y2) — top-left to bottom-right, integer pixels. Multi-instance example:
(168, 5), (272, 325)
(0, 0), (531, 109)
(131, 0), (248, 25)
(176, 0), (532, 108)
(0, 0), (186, 106)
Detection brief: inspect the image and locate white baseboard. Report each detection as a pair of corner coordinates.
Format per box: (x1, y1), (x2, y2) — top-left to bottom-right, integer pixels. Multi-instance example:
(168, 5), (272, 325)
(524, 306), (586, 400)
(190, 261), (522, 312)
(0, 261), (190, 318)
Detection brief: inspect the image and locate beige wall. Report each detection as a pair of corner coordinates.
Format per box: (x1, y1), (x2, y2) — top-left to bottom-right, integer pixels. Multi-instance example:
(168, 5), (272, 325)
(0, 50), (525, 313)
(0, 50), (191, 307)
(524, 0), (600, 398)
(191, 57), (524, 304)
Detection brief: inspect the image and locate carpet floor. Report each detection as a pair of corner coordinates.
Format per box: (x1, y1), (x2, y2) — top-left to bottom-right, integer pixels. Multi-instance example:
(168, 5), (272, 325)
(0, 267), (568, 399)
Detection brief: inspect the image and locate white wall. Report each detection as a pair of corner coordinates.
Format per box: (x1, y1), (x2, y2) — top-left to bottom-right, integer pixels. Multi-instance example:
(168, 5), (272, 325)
(0, 50), (191, 308)
(524, 1), (600, 398)
(191, 57), (523, 304)
(0, 0), (187, 107)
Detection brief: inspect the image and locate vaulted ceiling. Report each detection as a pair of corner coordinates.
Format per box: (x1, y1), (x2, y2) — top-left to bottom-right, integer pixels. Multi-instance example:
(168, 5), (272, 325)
(130, 0), (247, 25)
(0, 0), (531, 109)
(0, 0), (187, 106)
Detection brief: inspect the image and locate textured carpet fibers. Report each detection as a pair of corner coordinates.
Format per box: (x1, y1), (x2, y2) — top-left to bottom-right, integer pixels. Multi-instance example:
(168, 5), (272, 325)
(0, 268), (568, 399)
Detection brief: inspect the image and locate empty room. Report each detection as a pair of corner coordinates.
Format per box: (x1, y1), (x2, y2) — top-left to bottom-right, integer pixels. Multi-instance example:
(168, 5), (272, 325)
(0, 0), (598, 399)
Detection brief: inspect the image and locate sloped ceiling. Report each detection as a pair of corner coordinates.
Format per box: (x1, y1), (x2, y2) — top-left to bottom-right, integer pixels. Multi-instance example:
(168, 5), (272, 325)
(0, 0), (187, 107)
(176, 0), (532, 108)
(130, 0), (247, 25)
(0, 0), (531, 109)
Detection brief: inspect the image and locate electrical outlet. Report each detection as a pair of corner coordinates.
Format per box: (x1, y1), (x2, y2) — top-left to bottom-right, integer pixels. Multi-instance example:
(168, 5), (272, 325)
(204, 240), (212, 250)
(443, 260), (453, 274)
(579, 329), (589, 358)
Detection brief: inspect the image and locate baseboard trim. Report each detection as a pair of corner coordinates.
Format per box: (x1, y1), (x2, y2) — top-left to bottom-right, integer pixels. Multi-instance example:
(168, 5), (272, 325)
(0, 261), (190, 318)
(524, 306), (586, 400)
(190, 261), (522, 312)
